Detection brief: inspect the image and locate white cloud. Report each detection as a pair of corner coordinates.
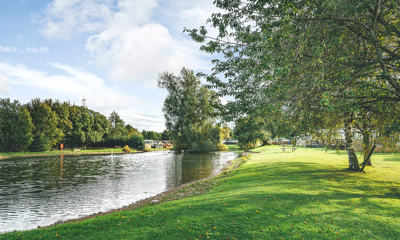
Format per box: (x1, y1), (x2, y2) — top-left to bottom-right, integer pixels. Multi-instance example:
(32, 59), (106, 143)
(0, 45), (18, 53)
(41, 0), (114, 39)
(0, 45), (48, 54)
(25, 47), (48, 54)
(0, 73), (10, 93)
(86, 23), (207, 85)
(166, 0), (218, 31)
(0, 62), (166, 130)
(0, 62), (145, 112)
(40, 0), (214, 85)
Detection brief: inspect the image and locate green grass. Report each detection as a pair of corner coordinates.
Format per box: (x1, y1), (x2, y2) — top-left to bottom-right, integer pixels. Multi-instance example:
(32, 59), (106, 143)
(0, 148), (124, 158)
(227, 144), (240, 151)
(2, 146), (400, 239)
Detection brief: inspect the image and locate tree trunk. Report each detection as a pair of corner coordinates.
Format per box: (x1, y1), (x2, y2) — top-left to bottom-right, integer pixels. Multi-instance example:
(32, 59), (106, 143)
(344, 117), (360, 171)
(361, 144), (376, 171)
(362, 131), (372, 166)
(291, 138), (297, 152)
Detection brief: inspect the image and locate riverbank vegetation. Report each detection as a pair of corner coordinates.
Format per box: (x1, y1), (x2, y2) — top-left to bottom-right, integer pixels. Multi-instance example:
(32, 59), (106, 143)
(186, 0), (400, 171)
(158, 68), (229, 153)
(0, 98), (178, 153)
(2, 146), (399, 239)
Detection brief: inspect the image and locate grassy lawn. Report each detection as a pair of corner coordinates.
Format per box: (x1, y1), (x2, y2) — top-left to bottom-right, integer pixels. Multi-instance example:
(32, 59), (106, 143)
(227, 144), (241, 151)
(1, 146), (399, 239)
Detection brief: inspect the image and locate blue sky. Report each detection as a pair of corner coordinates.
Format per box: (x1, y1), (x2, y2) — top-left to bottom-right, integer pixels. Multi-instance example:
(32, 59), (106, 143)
(0, 0), (217, 131)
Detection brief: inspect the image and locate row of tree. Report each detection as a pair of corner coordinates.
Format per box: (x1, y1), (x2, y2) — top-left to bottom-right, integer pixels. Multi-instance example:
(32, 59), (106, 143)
(185, 0), (400, 171)
(0, 98), (169, 152)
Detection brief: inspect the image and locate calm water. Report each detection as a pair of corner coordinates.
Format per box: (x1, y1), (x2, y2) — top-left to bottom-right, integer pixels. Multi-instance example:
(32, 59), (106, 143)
(0, 151), (238, 233)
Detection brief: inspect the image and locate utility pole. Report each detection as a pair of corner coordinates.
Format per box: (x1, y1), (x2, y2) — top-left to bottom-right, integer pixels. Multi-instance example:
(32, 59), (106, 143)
(82, 97), (87, 108)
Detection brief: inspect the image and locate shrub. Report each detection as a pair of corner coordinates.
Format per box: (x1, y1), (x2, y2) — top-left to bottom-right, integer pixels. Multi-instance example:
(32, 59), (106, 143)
(122, 145), (131, 153)
(128, 135), (145, 150)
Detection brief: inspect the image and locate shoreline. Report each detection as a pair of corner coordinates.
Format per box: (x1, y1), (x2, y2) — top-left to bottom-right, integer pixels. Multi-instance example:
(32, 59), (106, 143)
(0, 151), (123, 160)
(30, 154), (244, 232)
(0, 150), (168, 160)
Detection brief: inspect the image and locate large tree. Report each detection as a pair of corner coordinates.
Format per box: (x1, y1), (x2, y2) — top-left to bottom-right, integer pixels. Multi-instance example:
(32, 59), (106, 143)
(158, 68), (221, 152)
(187, 0), (400, 171)
(0, 98), (33, 152)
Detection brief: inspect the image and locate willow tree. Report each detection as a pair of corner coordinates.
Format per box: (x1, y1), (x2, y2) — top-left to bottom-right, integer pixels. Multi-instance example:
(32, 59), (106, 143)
(187, 0), (399, 171)
(158, 68), (221, 152)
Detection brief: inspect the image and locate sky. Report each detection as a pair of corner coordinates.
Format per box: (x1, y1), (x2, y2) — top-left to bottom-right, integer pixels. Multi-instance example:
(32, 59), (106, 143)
(0, 0), (217, 132)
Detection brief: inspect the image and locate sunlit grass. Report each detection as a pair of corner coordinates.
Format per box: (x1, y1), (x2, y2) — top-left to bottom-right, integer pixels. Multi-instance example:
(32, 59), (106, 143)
(0, 148), (124, 158)
(2, 146), (399, 239)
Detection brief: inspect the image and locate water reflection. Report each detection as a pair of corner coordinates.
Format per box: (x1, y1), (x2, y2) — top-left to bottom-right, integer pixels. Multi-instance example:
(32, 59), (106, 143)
(0, 151), (238, 233)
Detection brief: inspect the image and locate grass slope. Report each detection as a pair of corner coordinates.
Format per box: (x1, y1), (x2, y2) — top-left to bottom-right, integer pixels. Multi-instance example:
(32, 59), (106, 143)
(2, 146), (399, 239)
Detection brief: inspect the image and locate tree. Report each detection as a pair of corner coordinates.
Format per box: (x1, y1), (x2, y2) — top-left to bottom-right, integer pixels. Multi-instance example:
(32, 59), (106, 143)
(219, 123), (232, 141)
(51, 101), (73, 146)
(27, 99), (62, 152)
(187, 0), (400, 171)
(87, 110), (110, 145)
(161, 130), (172, 140)
(0, 98), (33, 152)
(158, 67), (221, 152)
(128, 135), (145, 150)
(142, 130), (161, 140)
(108, 111), (127, 141)
(234, 116), (269, 152)
(126, 124), (142, 138)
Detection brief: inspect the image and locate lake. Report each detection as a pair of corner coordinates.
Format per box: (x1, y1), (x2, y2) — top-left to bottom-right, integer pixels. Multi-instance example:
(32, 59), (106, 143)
(0, 151), (238, 233)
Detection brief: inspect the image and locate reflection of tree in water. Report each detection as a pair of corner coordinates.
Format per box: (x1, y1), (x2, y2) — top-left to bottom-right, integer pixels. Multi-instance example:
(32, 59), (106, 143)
(180, 153), (214, 184)
(164, 153), (224, 189)
(165, 153), (182, 190)
(59, 155), (63, 182)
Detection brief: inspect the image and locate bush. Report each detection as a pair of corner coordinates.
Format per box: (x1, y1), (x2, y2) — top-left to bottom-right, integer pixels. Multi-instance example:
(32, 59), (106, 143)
(128, 135), (145, 150)
(122, 145), (131, 153)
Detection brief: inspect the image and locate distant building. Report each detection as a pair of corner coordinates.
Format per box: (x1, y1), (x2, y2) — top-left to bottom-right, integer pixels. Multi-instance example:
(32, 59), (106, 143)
(144, 140), (173, 149)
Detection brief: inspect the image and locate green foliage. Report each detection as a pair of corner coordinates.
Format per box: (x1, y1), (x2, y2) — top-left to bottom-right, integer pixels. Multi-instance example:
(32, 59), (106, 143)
(51, 101), (73, 143)
(27, 99), (62, 152)
(161, 130), (172, 140)
(0, 98), (128, 152)
(128, 135), (145, 150)
(142, 130), (161, 140)
(126, 125), (142, 138)
(158, 67), (221, 152)
(219, 123), (231, 141)
(187, 0), (400, 170)
(0, 99), (33, 152)
(234, 116), (269, 151)
(108, 111), (128, 141)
